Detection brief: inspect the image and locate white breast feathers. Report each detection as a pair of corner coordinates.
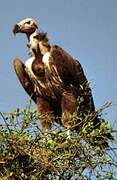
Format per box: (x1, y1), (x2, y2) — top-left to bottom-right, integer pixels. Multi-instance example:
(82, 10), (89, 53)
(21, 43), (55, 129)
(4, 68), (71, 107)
(25, 57), (36, 78)
(25, 57), (34, 71)
(25, 57), (46, 92)
(42, 52), (50, 69)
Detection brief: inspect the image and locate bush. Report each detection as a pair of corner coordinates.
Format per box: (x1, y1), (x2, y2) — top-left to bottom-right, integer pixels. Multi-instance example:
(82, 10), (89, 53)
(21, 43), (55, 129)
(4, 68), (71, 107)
(0, 101), (117, 179)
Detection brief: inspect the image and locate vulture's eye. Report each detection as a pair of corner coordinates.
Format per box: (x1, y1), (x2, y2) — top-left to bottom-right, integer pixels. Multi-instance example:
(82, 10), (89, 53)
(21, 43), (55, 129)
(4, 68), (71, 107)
(27, 21), (31, 24)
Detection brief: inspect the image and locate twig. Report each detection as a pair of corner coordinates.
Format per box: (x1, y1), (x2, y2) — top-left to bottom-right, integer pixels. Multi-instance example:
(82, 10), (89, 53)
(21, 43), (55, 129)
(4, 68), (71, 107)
(0, 112), (11, 133)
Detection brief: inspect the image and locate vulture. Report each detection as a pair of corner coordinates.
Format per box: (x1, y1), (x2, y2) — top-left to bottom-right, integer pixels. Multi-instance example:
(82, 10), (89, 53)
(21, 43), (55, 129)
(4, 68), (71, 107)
(13, 18), (112, 143)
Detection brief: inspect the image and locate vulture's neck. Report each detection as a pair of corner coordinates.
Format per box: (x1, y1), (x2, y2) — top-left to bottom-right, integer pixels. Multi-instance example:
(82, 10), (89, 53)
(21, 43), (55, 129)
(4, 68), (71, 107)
(26, 31), (37, 41)
(27, 31), (43, 62)
(26, 31), (40, 57)
(27, 31), (38, 50)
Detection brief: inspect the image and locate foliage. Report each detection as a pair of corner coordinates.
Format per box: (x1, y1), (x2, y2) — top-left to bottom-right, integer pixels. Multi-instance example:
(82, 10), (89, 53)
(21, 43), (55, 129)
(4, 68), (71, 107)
(0, 101), (117, 180)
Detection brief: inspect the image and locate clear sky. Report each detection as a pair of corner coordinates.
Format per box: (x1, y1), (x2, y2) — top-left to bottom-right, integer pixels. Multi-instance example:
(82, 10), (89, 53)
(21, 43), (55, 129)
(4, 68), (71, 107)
(0, 0), (116, 122)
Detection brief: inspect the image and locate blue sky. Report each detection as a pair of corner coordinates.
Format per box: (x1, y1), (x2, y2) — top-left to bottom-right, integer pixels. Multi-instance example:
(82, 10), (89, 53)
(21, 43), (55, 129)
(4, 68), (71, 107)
(0, 0), (116, 122)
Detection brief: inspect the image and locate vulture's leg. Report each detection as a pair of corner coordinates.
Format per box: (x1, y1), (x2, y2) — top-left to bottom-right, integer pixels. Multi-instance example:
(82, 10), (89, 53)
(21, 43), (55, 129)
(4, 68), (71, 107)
(13, 58), (36, 103)
(61, 91), (77, 133)
(36, 97), (55, 132)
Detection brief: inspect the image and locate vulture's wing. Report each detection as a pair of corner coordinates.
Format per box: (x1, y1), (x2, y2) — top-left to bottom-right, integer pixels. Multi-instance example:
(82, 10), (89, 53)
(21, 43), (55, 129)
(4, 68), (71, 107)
(50, 45), (95, 112)
(13, 58), (37, 103)
(50, 45), (86, 85)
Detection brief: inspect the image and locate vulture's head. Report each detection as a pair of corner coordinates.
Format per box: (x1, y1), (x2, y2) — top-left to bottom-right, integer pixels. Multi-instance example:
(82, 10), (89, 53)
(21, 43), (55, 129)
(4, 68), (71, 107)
(13, 18), (38, 35)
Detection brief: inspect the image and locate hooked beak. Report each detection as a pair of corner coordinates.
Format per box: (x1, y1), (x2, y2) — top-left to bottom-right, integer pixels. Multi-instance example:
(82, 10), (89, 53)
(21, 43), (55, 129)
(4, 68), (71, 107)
(13, 24), (21, 35)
